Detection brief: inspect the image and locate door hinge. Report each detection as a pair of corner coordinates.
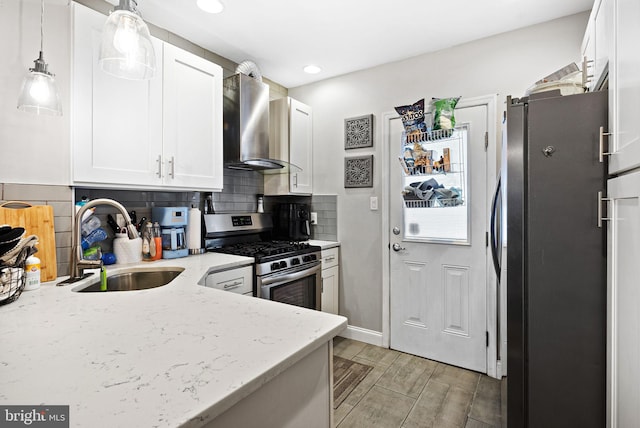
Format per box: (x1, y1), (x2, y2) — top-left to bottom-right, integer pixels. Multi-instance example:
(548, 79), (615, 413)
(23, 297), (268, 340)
(485, 231), (488, 247)
(486, 331), (489, 347)
(484, 131), (488, 151)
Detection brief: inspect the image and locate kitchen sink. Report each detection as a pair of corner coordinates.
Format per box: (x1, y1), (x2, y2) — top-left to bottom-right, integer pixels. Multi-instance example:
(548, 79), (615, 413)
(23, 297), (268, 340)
(73, 267), (184, 292)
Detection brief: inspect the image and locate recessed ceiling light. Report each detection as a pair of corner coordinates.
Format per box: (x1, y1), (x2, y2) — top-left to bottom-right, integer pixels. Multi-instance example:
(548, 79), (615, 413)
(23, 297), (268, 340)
(303, 65), (321, 74)
(197, 0), (224, 14)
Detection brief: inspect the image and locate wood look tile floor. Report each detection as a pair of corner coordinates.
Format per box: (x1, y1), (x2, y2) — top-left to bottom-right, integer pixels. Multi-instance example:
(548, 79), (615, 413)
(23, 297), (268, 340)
(333, 337), (502, 428)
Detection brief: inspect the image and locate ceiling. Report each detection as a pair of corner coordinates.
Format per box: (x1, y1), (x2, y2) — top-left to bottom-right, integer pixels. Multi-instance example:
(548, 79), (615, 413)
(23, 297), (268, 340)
(119, 0), (592, 88)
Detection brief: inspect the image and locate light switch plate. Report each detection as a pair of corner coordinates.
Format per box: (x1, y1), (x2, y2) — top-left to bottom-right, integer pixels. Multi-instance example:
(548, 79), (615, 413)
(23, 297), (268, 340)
(370, 196), (378, 210)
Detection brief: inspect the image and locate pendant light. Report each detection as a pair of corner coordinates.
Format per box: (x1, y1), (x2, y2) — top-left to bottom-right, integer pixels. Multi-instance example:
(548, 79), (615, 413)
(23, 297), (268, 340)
(17, 0), (62, 116)
(99, 0), (156, 80)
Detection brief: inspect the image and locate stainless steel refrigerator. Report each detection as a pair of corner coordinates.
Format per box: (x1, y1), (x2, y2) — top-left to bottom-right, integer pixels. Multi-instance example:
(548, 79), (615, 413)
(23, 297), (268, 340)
(504, 90), (607, 428)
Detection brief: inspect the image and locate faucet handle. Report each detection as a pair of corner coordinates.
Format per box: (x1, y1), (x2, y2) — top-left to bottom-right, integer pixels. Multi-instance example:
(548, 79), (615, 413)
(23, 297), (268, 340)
(78, 258), (103, 270)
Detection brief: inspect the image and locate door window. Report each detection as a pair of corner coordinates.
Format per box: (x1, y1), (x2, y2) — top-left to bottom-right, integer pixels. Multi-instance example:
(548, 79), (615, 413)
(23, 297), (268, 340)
(399, 126), (470, 244)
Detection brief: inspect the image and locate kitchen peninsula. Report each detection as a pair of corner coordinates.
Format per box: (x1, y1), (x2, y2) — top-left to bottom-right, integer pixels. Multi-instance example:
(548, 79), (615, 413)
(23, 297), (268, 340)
(0, 253), (347, 427)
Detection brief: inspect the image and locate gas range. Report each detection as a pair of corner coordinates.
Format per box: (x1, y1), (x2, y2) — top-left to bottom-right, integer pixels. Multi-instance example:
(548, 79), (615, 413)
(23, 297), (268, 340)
(203, 213), (321, 275)
(202, 212), (322, 310)
(211, 240), (320, 275)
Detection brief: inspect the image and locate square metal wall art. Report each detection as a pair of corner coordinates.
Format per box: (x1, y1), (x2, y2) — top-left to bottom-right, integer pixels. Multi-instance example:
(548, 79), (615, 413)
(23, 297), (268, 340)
(344, 114), (374, 149)
(344, 155), (374, 188)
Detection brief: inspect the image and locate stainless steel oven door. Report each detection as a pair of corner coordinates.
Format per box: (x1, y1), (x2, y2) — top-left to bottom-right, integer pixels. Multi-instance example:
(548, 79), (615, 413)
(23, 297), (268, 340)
(257, 261), (322, 310)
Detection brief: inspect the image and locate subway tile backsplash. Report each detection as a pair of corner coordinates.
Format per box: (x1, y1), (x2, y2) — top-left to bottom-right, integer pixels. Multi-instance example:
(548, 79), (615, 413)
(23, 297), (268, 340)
(310, 195), (338, 241)
(211, 168), (264, 213)
(1, 170), (337, 278)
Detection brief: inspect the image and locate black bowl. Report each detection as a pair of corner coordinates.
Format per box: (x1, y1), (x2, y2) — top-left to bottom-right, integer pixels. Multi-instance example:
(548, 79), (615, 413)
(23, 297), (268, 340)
(0, 239), (20, 258)
(0, 227), (25, 245)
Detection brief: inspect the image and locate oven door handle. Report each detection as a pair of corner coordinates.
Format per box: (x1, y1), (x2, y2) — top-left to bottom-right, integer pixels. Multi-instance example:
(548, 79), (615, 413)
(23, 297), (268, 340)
(261, 263), (321, 286)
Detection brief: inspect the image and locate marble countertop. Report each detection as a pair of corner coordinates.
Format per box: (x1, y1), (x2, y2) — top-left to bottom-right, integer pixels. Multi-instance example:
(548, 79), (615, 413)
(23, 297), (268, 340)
(0, 253), (347, 427)
(308, 240), (340, 250)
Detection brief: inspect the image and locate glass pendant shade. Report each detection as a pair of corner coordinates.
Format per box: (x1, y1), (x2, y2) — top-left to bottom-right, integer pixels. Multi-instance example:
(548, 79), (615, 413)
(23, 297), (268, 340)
(17, 53), (62, 116)
(17, 0), (62, 116)
(99, 8), (156, 80)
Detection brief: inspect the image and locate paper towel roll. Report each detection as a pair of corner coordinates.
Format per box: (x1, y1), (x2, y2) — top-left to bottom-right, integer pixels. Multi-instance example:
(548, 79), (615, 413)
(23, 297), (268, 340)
(114, 236), (142, 264)
(188, 207), (201, 250)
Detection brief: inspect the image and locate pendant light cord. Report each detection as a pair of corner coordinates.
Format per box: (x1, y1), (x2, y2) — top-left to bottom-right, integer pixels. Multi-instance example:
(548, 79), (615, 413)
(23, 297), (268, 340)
(40, 0), (44, 54)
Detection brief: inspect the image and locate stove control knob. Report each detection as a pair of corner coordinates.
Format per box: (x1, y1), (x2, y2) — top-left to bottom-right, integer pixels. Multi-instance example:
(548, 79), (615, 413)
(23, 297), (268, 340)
(291, 258), (300, 265)
(279, 261), (288, 269)
(310, 254), (317, 261)
(302, 255), (310, 262)
(271, 262), (280, 271)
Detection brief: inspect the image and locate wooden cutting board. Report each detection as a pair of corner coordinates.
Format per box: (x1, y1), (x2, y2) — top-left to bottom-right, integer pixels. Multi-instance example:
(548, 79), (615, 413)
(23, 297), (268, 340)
(0, 202), (57, 281)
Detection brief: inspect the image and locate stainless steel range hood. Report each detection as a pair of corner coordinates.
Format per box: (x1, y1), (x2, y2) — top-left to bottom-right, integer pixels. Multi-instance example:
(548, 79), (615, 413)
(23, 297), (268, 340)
(223, 73), (293, 172)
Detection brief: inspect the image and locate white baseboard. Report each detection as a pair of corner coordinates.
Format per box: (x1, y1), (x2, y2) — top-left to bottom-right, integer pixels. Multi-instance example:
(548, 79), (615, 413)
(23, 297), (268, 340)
(338, 325), (384, 347)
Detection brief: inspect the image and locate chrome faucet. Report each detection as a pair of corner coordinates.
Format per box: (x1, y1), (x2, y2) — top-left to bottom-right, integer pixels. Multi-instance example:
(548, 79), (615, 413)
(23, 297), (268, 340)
(58, 198), (139, 285)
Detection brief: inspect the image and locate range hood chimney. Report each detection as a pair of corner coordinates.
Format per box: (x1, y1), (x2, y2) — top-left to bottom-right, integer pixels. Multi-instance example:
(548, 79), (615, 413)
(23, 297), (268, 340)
(223, 72), (290, 171)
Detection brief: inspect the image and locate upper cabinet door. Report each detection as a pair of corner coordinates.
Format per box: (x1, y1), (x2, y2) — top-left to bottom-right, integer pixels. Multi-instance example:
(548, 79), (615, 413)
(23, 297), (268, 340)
(162, 44), (223, 191)
(582, 0), (613, 91)
(72, 3), (163, 187)
(593, 0), (613, 90)
(289, 99), (313, 195)
(609, 0), (640, 174)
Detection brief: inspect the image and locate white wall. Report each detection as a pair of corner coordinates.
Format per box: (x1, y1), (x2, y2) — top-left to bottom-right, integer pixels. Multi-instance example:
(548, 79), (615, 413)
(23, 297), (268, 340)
(290, 12), (590, 333)
(0, 0), (71, 185)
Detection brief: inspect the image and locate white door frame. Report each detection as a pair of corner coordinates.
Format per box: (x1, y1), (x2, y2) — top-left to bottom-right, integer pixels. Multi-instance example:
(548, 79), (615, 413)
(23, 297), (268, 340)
(381, 94), (500, 378)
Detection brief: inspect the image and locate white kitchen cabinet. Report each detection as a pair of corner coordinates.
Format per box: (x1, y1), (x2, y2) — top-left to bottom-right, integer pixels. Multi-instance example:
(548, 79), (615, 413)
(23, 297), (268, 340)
(264, 97), (313, 195)
(608, 0), (640, 174)
(72, 3), (163, 188)
(204, 265), (253, 295)
(162, 44), (223, 190)
(320, 247), (339, 314)
(606, 171), (640, 428)
(72, 3), (223, 191)
(581, 14), (595, 88)
(582, 0), (613, 91)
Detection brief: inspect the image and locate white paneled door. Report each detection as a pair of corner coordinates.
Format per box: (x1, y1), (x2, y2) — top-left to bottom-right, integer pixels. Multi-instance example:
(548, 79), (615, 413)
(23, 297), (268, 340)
(389, 100), (489, 372)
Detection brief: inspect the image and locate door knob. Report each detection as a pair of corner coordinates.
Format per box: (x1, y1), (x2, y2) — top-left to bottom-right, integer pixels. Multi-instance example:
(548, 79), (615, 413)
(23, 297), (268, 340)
(392, 243), (406, 252)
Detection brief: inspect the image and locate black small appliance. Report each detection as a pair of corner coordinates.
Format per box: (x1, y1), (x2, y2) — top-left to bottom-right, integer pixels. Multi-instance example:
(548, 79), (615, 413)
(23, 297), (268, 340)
(273, 203), (311, 241)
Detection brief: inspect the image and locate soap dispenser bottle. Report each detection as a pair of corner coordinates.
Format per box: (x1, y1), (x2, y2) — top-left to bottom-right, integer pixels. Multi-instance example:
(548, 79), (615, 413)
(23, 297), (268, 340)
(152, 222), (162, 260)
(142, 222), (155, 261)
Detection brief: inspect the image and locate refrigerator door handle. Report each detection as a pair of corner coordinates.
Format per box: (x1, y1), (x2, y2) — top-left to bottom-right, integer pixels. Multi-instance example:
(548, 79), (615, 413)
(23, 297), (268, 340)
(490, 175), (502, 280)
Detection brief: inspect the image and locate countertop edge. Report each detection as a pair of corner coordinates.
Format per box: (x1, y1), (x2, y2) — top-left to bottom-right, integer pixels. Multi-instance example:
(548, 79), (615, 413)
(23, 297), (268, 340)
(308, 240), (340, 250)
(183, 318), (348, 427)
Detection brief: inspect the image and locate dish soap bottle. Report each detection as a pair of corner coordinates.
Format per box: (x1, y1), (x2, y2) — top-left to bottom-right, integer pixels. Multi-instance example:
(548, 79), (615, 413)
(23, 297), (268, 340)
(141, 222), (156, 261)
(153, 222), (162, 260)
